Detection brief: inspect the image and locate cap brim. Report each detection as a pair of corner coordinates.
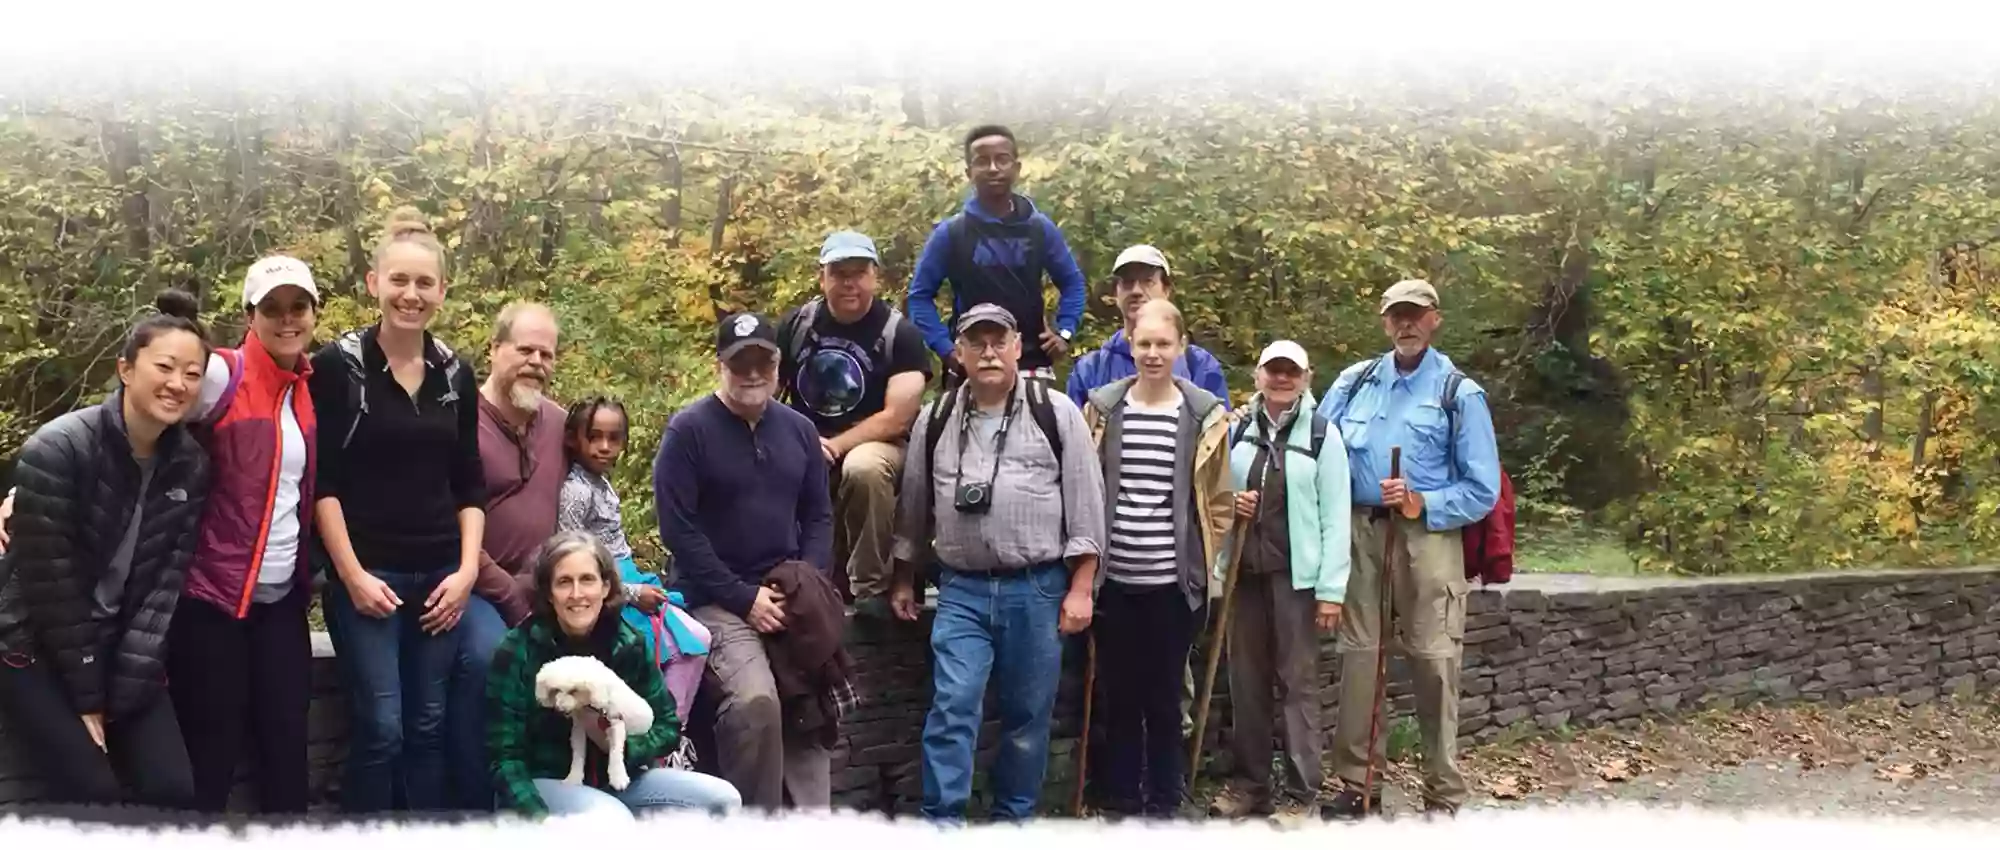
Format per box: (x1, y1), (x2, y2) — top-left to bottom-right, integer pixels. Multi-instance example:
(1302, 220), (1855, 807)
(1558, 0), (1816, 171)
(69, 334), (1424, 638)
(719, 339), (780, 360)
(1258, 355), (1305, 368)
(820, 251), (879, 265)
(956, 318), (1015, 335)
(247, 281), (321, 306)
(1379, 297), (1436, 314)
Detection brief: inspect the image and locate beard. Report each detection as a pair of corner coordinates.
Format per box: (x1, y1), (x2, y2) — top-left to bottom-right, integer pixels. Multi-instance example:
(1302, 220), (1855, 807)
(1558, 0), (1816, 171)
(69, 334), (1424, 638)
(723, 382), (771, 409)
(506, 378), (544, 414)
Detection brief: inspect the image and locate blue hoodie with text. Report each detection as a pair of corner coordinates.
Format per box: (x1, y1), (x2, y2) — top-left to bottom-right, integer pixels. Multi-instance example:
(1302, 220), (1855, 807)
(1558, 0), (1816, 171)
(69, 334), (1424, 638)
(906, 192), (1088, 372)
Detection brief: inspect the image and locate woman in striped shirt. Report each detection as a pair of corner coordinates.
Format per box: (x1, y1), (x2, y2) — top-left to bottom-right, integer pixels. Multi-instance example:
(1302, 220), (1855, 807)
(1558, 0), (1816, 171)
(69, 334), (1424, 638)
(1079, 299), (1236, 818)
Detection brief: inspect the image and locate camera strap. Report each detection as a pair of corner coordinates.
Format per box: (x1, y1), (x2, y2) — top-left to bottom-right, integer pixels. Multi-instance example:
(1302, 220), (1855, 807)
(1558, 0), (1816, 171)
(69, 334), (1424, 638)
(952, 384), (1019, 491)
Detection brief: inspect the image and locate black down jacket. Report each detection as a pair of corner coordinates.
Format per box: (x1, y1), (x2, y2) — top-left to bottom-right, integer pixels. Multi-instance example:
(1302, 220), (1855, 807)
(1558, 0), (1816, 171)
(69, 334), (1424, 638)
(0, 389), (210, 718)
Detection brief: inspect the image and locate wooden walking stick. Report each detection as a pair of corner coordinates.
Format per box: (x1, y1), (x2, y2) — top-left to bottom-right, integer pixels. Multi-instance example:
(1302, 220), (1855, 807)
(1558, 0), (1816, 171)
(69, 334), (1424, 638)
(1188, 516), (1251, 777)
(1072, 632), (1097, 816)
(1361, 447), (1403, 816)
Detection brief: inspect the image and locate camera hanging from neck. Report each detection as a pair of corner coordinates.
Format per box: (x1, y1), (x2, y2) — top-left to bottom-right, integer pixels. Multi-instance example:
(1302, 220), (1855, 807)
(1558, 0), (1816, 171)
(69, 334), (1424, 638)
(952, 382), (1018, 514)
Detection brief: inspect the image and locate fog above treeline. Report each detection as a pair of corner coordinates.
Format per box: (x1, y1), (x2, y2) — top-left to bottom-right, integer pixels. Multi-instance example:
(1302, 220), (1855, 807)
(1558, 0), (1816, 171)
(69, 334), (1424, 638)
(4, 0), (2000, 112)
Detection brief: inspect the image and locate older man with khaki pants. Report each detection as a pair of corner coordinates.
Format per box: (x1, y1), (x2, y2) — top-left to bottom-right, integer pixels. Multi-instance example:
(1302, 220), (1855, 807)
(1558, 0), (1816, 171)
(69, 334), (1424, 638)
(1315, 280), (1502, 818)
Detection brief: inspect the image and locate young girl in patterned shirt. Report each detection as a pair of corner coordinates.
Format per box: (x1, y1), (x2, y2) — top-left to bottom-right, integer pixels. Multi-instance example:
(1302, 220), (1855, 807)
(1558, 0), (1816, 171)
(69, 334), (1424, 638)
(556, 396), (709, 767)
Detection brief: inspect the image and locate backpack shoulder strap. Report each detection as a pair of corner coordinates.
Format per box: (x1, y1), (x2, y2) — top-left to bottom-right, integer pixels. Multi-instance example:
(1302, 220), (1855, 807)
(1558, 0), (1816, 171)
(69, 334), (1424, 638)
(879, 304), (903, 362)
(787, 298), (822, 359)
(335, 331), (371, 451)
(1309, 413), (1329, 459)
(1441, 370), (1466, 471)
(1025, 378), (1063, 466)
(946, 212), (973, 272)
(922, 385), (960, 473)
(1025, 212), (1047, 279)
(1337, 358), (1382, 415)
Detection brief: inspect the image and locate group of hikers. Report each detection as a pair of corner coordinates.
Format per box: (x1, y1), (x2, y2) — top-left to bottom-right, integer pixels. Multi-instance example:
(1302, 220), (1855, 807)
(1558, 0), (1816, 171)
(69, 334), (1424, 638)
(0, 124), (1505, 825)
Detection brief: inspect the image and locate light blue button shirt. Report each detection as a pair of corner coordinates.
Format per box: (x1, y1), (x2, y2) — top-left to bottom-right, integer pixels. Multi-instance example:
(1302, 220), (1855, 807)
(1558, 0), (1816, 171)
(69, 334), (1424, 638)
(1315, 347), (1502, 532)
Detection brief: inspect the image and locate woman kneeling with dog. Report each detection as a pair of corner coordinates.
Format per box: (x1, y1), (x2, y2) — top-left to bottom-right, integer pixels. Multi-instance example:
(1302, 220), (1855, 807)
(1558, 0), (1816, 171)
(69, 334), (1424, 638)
(486, 530), (741, 818)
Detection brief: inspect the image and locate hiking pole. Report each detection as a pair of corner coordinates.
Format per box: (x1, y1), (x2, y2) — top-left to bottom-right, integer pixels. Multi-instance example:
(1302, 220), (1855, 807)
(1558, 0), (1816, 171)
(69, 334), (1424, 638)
(1073, 632), (1098, 816)
(1188, 517), (1250, 778)
(1361, 447), (1402, 817)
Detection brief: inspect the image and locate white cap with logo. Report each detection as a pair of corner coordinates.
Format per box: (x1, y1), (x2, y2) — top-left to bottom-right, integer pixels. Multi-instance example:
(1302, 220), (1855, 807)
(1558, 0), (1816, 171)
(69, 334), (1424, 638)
(242, 256), (320, 309)
(1256, 340), (1310, 370)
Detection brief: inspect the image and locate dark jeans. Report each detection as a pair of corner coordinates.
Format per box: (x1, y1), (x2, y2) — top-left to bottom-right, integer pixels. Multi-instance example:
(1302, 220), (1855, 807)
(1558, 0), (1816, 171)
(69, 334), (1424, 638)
(445, 594), (506, 810)
(0, 651), (194, 809)
(920, 562), (1067, 822)
(1096, 581), (1197, 816)
(321, 565), (463, 813)
(166, 585), (313, 813)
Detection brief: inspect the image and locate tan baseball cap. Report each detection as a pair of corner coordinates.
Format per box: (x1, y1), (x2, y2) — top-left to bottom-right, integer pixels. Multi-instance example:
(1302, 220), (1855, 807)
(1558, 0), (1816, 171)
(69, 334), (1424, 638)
(1379, 279), (1439, 314)
(1112, 244), (1170, 276)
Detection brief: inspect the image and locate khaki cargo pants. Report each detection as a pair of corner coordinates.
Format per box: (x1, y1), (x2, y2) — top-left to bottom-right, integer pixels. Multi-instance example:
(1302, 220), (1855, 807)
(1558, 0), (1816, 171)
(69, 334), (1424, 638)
(1327, 509), (1470, 808)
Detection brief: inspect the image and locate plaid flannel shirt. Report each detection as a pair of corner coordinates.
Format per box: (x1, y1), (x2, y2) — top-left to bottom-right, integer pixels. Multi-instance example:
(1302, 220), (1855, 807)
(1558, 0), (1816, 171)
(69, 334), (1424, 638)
(485, 614), (682, 817)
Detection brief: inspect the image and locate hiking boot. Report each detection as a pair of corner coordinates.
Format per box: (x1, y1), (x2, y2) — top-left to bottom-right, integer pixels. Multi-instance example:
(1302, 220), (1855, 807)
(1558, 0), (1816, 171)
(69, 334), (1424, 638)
(1208, 784), (1274, 819)
(1318, 787), (1384, 821)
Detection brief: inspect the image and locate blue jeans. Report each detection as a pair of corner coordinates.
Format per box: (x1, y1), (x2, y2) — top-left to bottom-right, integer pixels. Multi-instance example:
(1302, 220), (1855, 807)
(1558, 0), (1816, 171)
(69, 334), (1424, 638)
(920, 563), (1068, 823)
(447, 594), (508, 810)
(322, 566), (465, 813)
(532, 769), (742, 820)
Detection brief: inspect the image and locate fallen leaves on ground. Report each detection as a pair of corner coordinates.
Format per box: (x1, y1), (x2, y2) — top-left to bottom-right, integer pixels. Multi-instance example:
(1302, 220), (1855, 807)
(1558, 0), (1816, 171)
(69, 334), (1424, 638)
(1451, 696), (2000, 805)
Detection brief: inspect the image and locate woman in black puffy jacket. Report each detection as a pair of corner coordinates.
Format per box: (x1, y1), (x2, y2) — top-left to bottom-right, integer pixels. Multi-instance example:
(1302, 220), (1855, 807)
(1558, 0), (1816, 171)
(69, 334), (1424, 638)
(0, 291), (212, 809)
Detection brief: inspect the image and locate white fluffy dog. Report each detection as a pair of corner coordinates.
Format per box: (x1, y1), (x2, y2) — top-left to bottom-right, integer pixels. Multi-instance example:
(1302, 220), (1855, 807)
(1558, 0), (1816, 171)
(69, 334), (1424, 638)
(533, 655), (655, 791)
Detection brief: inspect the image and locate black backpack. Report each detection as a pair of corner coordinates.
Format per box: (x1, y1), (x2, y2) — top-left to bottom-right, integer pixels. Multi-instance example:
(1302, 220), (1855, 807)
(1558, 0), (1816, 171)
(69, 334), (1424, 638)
(328, 329), (469, 451)
(939, 211), (1046, 328)
(778, 297), (904, 407)
(309, 329), (468, 581)
(921, 378), (1064, 475)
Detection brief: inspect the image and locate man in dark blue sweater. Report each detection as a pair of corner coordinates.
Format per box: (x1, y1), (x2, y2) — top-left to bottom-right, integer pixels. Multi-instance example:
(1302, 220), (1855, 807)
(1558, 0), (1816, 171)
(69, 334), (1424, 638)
(652, 311), (834, 810)
(907, 124), (1088, 386)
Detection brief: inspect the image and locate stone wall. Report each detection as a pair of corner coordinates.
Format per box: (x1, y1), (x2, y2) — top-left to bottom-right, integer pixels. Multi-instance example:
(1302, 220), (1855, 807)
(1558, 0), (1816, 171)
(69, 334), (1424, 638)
(4, 566), (1997, 812)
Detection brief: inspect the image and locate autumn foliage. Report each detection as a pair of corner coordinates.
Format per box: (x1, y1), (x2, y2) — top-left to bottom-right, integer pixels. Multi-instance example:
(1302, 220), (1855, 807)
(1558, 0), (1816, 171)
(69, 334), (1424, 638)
(1, 71), (1995, 573)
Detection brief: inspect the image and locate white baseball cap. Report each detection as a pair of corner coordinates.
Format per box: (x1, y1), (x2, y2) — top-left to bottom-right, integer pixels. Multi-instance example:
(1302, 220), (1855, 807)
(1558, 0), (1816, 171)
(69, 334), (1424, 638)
(242, 255), (320, 309)
(1112, 244), (1170, 276)
(1256, 340), (1310, 370)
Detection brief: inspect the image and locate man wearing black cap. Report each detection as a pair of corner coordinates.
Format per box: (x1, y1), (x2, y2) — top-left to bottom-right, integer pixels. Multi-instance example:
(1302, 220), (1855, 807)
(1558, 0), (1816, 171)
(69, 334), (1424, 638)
(653, 312), (836, 810)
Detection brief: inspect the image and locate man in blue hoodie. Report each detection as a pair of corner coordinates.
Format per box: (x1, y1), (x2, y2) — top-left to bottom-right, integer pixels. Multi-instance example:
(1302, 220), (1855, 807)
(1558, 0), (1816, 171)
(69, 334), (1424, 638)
(907, 125), (1088, 386)
(1065, 244), (1231, 409)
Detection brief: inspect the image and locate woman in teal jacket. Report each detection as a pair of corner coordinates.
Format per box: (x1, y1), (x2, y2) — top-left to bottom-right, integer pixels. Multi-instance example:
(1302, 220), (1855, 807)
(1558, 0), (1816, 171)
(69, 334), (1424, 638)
(1207, 340), (1352, 818)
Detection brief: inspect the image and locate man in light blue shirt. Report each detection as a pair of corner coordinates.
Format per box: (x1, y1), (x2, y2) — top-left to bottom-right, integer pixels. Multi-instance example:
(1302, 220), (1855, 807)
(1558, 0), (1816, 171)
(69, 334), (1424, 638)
(1315, 279), (1501, 819)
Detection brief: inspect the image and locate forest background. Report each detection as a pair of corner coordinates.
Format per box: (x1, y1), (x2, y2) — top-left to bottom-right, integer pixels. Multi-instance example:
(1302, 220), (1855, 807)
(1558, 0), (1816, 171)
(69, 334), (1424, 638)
(3, 59), (1997, 577)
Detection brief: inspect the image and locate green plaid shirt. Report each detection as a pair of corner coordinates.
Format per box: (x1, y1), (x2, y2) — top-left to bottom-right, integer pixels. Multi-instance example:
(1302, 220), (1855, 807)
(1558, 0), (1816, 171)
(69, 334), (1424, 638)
(485, 612), (682, 817)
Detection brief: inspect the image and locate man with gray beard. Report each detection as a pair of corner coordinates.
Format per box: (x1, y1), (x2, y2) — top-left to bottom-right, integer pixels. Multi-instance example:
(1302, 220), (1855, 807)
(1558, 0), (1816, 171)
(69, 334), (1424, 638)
(470, 301), (566, 626)
(450, 300), (565, 810)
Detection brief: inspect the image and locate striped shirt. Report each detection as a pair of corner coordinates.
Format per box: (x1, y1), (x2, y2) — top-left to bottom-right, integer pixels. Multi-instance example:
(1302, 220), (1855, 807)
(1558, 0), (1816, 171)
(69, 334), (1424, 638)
(1107, 392), (1183, 585)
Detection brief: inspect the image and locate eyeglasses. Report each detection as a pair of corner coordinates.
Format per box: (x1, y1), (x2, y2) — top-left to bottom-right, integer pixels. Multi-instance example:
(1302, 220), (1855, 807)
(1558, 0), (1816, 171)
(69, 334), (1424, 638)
(957, 337), (1014, 355)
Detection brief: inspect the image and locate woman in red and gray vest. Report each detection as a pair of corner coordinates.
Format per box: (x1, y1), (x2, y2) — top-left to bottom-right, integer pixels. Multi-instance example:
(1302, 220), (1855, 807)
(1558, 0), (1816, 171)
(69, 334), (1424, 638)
(167, 256), (323, 814)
